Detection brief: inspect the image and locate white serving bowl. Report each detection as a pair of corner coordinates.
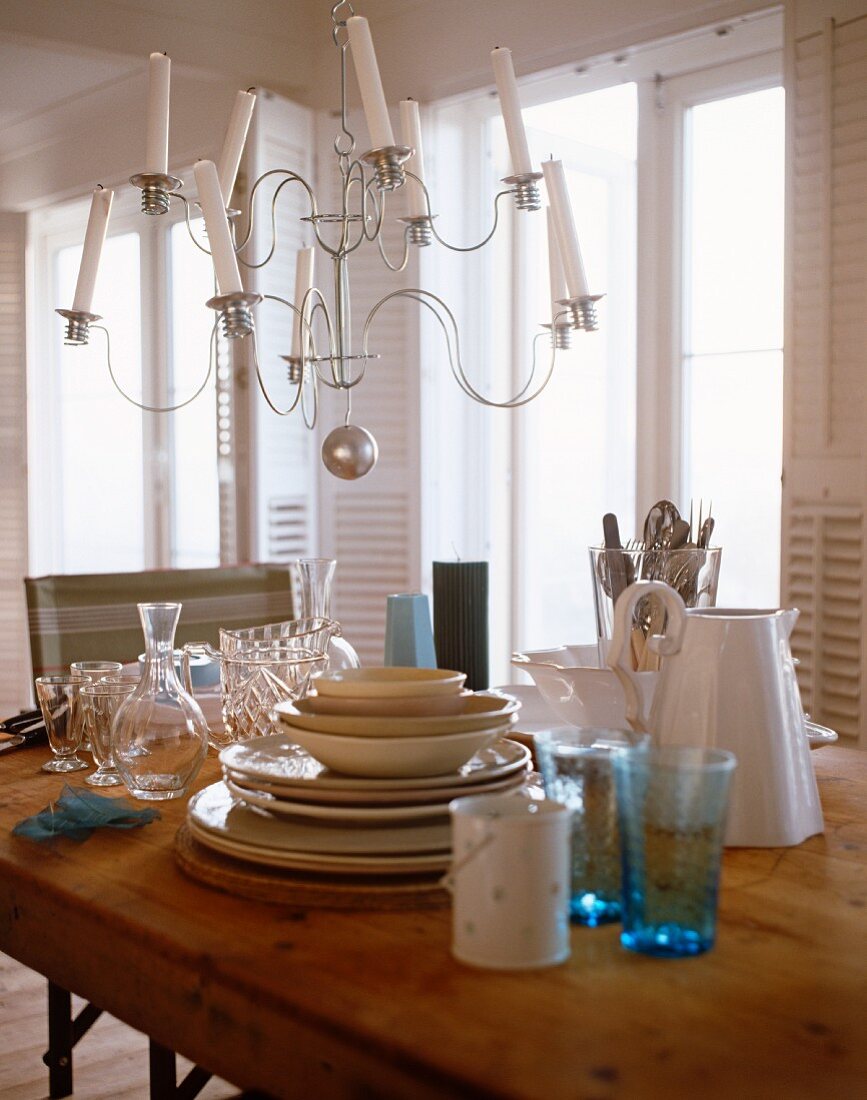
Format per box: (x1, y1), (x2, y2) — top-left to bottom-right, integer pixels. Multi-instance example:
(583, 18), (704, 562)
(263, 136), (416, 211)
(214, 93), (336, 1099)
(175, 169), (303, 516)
(511, 644), (657, 729)
(302, 689), (473, 718)
(275, 692), (519, 739)
(314, 667), (466, 699)
(280, 725), (507, 778)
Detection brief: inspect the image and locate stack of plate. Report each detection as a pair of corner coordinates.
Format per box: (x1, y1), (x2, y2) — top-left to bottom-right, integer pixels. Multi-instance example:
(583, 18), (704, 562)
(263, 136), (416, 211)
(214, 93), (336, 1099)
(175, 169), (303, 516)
(272, 669), (520, 780)
(185, 734), (533, 877)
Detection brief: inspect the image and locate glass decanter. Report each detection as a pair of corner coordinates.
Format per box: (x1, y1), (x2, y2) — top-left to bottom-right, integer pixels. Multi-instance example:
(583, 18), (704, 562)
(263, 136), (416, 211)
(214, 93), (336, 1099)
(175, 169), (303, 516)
(295, 558), (360, 670)
(112, 603), (209, 800)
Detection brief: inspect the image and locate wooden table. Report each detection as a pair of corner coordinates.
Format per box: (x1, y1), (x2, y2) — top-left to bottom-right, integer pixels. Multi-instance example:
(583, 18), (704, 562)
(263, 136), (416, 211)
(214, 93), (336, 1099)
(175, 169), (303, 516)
(1, 745), (865, 1100)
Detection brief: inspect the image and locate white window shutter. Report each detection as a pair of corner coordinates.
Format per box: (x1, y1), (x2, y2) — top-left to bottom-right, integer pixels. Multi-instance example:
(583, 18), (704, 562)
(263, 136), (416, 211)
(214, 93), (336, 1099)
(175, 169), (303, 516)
(0, 214), (30, 711)
(314, 113), (421, 666)
(243, 91), (318, 564)
(783, 5), (867, 746)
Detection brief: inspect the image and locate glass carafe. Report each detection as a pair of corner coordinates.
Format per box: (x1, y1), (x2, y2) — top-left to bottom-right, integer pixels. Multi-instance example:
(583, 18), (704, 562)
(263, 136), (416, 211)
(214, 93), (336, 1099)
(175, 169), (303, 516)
(113, 603), (209, 801)
(295, 558), (360, 670)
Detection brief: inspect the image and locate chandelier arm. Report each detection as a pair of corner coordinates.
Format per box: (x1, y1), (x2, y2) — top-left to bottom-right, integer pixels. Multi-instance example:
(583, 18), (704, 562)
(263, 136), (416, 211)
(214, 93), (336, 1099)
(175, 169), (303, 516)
(337, 169), (374, 256)
(360, 178), (386, 243)
(300, 355), (319, 429)
(236, 173), (319, 268)
(377, 226), (411, 272)
(421, 182), (515, 253)
(94, 324), (217, 412)
(170, 192), (213, 255)
(249, 329), (304, 417)
(362, 289), (558, 408)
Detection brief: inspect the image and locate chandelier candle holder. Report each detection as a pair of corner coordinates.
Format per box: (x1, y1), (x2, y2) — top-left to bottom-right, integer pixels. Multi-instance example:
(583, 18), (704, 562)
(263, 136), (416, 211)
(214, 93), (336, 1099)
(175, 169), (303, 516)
(56, 0), (604, 479)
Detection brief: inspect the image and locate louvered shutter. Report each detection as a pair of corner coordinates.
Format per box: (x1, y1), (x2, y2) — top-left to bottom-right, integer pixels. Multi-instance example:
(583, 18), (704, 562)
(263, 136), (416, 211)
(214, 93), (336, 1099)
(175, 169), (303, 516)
(243, 91), (318, 564)
(314, 113), (421, 666)
(783, 5), (867, 746)
(0, 214), (30, 711)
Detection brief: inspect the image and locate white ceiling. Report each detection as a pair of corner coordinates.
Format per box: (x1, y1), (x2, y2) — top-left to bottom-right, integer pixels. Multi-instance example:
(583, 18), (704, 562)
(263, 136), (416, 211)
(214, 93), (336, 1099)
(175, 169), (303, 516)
(0, 38), (138, 132)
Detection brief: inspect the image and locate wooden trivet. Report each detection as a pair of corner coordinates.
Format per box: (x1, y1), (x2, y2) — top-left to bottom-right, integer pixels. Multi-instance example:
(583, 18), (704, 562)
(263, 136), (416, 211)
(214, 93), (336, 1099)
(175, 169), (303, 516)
(174, 822), (450, 911)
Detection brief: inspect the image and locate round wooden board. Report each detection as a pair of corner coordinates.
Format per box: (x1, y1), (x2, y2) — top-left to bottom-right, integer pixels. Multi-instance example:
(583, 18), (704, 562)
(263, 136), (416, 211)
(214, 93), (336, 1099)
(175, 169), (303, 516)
(174, 822), (450, 911)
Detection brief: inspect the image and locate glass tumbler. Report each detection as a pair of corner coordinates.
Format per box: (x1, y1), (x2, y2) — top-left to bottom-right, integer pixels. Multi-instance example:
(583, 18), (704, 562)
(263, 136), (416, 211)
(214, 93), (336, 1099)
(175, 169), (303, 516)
(112, 603), (209, 801)
(536, 728), (648, 926)
(71, 661), (124, 751)
(80, 680), (136, 786)
(34, 675), (88, 773)
(613, 746), (736, 958)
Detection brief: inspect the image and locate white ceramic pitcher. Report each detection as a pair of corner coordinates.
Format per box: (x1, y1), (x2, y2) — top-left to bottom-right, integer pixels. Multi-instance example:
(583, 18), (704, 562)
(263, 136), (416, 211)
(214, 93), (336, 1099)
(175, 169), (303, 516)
(607, 580), (823, 847)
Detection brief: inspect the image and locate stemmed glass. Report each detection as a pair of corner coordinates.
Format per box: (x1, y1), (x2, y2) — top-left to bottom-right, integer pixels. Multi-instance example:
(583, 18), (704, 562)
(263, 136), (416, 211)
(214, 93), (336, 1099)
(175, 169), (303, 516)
(80, 680), (136, 786)
(34, 675), (88, 773)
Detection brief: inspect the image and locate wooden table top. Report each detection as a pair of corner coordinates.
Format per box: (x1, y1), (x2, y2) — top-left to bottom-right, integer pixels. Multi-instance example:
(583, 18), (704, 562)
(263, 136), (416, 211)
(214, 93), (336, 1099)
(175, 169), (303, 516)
(0, 744), (865, 1100)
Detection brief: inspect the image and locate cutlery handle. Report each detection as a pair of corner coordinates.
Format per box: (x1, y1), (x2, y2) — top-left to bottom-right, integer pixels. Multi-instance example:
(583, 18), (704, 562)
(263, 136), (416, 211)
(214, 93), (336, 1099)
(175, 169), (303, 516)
(606, 581), (687, 733)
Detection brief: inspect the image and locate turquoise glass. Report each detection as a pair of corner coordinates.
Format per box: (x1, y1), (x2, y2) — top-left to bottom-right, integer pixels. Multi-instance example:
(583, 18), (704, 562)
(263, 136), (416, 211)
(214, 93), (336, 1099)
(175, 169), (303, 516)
(536, 729), (647, 927)
(613, 746), (736, 957)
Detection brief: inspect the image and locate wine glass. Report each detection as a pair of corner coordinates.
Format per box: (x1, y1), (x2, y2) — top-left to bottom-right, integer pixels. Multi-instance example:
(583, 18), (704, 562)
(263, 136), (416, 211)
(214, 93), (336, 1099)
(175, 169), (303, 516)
(34, 675), (88, 773)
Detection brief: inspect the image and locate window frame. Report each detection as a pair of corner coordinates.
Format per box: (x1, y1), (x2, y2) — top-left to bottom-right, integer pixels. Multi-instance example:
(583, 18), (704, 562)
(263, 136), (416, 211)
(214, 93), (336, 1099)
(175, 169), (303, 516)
(27, 174), (223, 575)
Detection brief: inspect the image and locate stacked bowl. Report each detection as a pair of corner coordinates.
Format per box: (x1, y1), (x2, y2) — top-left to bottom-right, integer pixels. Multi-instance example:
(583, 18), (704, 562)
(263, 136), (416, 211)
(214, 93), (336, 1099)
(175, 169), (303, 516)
(274, 668), (519, 779)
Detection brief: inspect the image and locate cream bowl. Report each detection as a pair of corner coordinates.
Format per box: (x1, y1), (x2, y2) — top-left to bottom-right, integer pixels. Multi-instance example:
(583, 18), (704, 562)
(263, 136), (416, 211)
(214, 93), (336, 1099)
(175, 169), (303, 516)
(314, 667), (466, 699)
(302, 689), (474, 718)
(275, 693), (519, 739)
(279, 725), (508, 778)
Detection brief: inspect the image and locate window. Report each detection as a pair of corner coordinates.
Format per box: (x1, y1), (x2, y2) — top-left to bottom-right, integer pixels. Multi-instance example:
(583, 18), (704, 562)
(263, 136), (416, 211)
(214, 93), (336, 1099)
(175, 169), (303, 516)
(681, 86), (785, 607)
(423, 15), (784, 678)
(29, 186), (222, 575)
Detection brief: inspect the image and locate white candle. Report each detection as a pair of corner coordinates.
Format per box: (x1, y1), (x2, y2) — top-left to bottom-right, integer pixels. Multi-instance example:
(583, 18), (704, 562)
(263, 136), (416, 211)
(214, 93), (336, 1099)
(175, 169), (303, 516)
(72, 188), (114, 314)
(193, 160), (243, 296)
(146, 52), (171, 175)
(217, 89), (256, 205)
(291, 247), (315, 359)
(347, 16), (394, 150)
(491, 47), (533, 177)
(546, 207), (568, 322)
(399, 99), (427, 218)
(542, 160), (590, 298)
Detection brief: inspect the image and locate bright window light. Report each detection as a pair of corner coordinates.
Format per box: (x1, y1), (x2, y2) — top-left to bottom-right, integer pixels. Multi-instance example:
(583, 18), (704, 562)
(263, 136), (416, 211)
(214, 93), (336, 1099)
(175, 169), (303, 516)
(682, 87), (784, 606)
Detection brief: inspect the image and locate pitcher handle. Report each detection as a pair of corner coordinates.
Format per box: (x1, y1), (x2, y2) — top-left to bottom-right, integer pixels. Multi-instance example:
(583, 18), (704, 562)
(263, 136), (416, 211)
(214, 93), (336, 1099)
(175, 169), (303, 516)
(606, 581), (687, 733)
(181, 642), (220, 697)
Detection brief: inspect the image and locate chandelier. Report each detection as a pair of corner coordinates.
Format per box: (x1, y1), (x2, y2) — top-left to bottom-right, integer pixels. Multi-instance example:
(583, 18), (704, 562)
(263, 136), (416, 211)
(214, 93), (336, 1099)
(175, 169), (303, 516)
(56, 1), (603, 480)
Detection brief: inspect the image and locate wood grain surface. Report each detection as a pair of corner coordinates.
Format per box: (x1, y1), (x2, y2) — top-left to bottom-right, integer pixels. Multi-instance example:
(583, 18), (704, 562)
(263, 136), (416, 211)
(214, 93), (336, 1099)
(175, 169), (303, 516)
(0, 746), (865, 1099)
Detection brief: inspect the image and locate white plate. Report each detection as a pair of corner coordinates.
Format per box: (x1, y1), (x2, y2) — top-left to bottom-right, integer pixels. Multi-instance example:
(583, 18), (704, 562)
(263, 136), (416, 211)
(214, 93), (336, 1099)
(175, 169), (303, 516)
(188, 782), (451, 856)
(187, 819), (451, 875)
(223, 767), (529, 806)
(225, 779), (453, 824)
(488, 684), (574, 734)
(806, 719), (838, 749)
(220, 735), (531, 791)
(275, 692), (519, 738)
(314, 667), (466, 698)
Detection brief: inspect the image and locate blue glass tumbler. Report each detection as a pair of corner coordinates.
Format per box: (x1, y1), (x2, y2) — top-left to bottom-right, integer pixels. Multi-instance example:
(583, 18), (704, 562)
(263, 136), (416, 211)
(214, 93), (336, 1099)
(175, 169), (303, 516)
(613, 746), (736, 958)
(536, 729), (648, 927)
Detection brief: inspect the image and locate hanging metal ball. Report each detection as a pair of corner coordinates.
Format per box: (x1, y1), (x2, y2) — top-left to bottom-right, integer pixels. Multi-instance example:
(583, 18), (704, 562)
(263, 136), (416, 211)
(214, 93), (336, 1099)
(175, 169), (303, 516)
(321, 424), (379, 480)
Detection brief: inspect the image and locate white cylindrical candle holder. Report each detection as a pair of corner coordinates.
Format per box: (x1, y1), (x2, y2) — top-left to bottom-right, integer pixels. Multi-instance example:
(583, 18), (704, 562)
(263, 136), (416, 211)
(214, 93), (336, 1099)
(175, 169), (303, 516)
(546, 207), (568, 321)
(72, 188), (114, 315)
(194, 160), (243, 296)
(347, 15), (394, 150)
(217, 89), (256, 205)
(491, 47), (533, 177)
(542, 159), (589, 299)
(291, 247), (315, 359)
(399, 99), (427, 219)
(146, 52), (171, 175)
